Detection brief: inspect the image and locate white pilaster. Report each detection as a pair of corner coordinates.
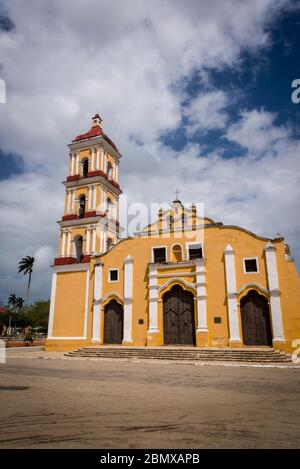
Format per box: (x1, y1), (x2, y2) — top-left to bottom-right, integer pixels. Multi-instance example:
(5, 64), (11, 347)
(195, 258), (208, 331)
(123, 255), (134, 343)
(100, 147), (104, 171)
(92, 263), (103, 343)
(70, 153), (75, 176)
(71, 190), (75, 213)
(75, 153), (79, 174)
(85, 226), (90, 255)
(92, 185), (96, 210)
(224, 244), (241, 343)
(88, 186), (92, 210)
(91, 147), (95, 172)
(96, 146), (100, 170)
(265, 242), (285, 342)
(102, 230), (107, 253)
(148, 264), (159, 333)
(47, 272), (57, 338)
(61, 231), (66, 257)
(92, 226), (96, 253)
(115, 163), (119, 183)
(104, 151), (107, 173)
(66, 230), (71, 256)
(66, 190), (71, 213)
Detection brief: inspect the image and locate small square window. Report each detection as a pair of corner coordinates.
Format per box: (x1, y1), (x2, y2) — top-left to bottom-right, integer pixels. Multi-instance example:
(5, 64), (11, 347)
(244, 259), (258, 273)
(153, 247), (166, 263)
(109, 269), (119, 282)
(188, 244), (203, 260)
(214, 317), (222, 324)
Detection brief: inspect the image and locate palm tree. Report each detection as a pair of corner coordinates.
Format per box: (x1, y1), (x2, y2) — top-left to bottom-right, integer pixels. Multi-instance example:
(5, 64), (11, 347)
(8, 293), (17, 310)
(15, 297), (24, 312)
(18, 256), (34, 304)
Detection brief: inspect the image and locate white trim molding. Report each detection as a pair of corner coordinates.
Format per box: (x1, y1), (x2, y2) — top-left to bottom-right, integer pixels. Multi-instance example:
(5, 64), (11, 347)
(157, 277), (196, 295)
(52, 264), (89, 273)
(186, 241), (203, 261)
(265, 242), (285, 342)
(92, 262), (103, 344)
(83, 268), (90, 339)
(47, 272), (57, 338)
(148, 264), (159, 334)
(123, 255), (134, 343)
(151, 245), (167, 263)
(236, 282), (269, 297)
(194, 258), (208, 333)
(224, 244), (241, 343)
(243, 257), (259, 274)
(108, 268), (119, 283)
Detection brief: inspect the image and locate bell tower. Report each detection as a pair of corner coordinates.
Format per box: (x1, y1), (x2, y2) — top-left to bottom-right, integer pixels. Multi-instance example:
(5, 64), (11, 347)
(54, 114), (122, 266)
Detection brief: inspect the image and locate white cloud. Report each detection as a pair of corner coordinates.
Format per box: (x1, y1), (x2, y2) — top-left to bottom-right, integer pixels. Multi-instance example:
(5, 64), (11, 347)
(0, 0), (298, 303)
(185, 91), (229, 134)
(226, 109), (290, 155)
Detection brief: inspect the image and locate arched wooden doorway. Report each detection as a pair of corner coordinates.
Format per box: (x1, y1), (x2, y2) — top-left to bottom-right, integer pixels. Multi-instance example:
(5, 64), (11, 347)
(240, 290), (272, 346)
(104, 300), (123, 344)
(163, 285), (195, 345)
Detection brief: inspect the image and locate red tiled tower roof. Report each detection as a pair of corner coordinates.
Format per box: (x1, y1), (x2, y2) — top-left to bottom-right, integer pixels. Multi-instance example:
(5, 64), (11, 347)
(73, 116), (118, 151)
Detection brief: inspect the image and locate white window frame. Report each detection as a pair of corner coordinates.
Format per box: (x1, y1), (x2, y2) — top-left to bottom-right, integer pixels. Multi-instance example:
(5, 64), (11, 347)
(152, 245), (168, 263)
(108, 268), (119, 283)
(186, 242), (203, 261)
(243, 257), (259, 274)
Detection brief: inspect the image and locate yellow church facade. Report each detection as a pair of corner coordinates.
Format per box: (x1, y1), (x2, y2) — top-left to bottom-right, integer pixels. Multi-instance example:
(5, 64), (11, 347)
(45, 115), (300, 353)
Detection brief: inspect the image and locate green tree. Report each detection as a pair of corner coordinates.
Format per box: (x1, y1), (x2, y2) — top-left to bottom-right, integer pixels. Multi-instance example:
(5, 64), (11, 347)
(15, 297), (24, 312)
(25, 300), (50, 332)
(8, 293), (17, 310)
(18, 256), (34, 304)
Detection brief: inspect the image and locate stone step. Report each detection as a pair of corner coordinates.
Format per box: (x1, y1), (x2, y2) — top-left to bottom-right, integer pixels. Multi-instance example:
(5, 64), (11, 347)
(69, 351), (288, 358)
(65, 346), (291, 363)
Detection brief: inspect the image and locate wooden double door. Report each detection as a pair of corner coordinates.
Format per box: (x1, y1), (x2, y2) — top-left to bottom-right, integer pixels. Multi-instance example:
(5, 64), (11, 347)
(163, 285), (196, 345)
(104, 300), (123, 344)
(241, 290), (273, 346)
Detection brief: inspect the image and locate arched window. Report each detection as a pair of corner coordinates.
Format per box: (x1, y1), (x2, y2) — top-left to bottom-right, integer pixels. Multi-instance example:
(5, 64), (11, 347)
(107, 161), (113, 179)
(107, 237), (113, 251)
(79, 195), (86, 218)
(106, 197), (114, 217)
(82, 159), (89, 178)
(172, 244), (183, 262)
(74, 235), (83, 263)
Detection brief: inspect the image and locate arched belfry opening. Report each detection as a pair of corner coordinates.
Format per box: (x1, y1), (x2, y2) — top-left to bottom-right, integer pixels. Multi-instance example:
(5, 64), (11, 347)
(240, 290), (272, 346)
(78, 195), (86, 218)
(82, 159), (89, 178)
(107, 161), (113, 179)
(163, 284), (195, 345)
(74, 235), (83, 263)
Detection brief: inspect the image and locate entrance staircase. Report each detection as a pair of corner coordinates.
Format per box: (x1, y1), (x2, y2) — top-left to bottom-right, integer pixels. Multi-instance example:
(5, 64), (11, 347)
(65, 346), (292, 364)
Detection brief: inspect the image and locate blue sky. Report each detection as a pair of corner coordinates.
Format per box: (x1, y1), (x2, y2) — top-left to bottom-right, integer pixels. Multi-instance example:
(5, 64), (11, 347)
(0, 0), (300, 303)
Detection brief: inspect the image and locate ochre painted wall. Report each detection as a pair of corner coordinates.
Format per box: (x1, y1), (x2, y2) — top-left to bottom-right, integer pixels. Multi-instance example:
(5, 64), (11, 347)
(46, 224), (300, 352)
(52, 271), (87, 337)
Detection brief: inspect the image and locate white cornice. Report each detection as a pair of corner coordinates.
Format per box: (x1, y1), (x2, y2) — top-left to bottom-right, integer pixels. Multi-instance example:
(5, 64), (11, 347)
(67, 136), (121, 160)
(63, 175), (122, 196)
(52, 264), (90, 273)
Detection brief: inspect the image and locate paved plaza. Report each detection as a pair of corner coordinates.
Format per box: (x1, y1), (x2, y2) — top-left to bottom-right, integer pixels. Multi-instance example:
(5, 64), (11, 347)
(0, 353), (299, 448)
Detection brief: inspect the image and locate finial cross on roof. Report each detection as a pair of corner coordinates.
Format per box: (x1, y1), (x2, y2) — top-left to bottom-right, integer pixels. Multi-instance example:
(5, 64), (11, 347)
(174, 188), (181, 200)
